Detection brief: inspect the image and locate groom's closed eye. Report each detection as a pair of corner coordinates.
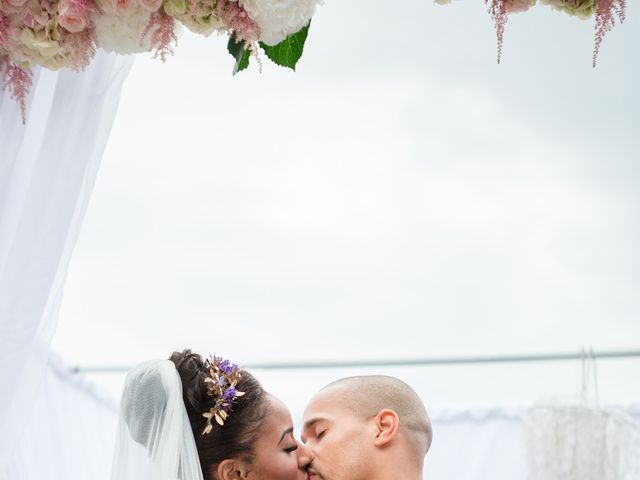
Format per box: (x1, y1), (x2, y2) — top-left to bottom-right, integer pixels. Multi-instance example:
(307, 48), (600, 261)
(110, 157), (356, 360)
(302, 417), (329, 443)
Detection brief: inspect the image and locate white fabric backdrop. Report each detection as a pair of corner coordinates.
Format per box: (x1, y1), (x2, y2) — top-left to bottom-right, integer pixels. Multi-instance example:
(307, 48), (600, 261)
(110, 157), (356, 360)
(1, 355), (118, 480)
(427, 408), (527, 479)
(0, 51), (133, 472)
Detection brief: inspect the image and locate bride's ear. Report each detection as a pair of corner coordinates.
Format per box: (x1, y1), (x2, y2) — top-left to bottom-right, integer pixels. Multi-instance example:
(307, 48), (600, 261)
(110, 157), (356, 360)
(217, 459), (249, 480)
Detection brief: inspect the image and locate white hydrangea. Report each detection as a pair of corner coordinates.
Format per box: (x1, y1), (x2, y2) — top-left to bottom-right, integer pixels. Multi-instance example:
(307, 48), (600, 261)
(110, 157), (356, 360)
(237, 0), (321, 46)
(92, 9), (153, 54)
(176, 3), (226, 37)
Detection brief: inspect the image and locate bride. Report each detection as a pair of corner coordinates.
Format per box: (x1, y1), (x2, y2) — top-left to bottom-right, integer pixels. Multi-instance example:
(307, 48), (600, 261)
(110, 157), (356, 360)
(111, 349), (312, 480)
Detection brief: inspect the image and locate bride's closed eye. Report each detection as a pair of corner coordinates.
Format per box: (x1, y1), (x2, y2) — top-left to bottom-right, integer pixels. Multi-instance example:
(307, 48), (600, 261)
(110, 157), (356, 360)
(283, 445), (298, 453)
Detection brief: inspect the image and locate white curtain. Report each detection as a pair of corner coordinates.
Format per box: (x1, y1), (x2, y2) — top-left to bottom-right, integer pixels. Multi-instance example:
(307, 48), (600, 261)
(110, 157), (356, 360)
(0, 50), (133, 472)
(1, 354), (118, 480)
(426, 408), (528, 479)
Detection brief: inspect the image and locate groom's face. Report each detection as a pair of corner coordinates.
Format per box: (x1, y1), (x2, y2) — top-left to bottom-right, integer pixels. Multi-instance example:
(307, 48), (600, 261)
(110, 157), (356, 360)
(301, 387), (372, 480)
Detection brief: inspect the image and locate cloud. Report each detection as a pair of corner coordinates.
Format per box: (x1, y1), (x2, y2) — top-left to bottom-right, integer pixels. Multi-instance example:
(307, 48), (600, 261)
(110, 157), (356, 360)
(53, 0), (640, 405)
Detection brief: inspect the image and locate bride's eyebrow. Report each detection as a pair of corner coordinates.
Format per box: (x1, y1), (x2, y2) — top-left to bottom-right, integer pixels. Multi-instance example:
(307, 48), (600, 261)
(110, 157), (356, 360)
(278, 427), (294, 445)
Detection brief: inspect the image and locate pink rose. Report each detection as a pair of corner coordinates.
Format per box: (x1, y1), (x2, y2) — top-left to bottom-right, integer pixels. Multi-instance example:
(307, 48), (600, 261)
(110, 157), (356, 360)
(139, 0), (162, 12)
(0, 0), (29, 14)
(111, 0), (136, 15)
(59, 9), (86, 31)
(58, 0), (87, 32)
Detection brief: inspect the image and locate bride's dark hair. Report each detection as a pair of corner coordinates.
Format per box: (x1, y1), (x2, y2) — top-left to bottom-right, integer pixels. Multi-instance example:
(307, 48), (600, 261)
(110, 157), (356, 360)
(169, 349), (268, 479)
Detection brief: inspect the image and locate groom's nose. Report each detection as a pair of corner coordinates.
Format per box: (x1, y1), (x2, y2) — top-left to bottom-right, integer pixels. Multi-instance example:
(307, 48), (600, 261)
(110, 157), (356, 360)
(296, 440), (315, 469)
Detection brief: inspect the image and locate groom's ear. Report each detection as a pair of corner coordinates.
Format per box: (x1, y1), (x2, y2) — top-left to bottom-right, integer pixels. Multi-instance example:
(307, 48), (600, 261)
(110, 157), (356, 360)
(372, 409), (400, 447)
(217, 459), (249, 480)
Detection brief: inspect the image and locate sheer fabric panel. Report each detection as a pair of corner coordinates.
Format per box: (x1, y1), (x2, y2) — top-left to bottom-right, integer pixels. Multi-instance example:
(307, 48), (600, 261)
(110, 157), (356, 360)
(0, 51), (133, 471)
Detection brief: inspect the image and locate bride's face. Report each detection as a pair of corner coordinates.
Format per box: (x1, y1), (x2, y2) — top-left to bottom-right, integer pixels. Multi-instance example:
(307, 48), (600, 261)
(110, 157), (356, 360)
(246, 395), (310, 480)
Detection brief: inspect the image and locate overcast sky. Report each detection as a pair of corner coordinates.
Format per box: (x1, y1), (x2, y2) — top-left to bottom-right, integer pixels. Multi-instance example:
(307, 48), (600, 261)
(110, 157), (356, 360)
(52, 0), (640, 410)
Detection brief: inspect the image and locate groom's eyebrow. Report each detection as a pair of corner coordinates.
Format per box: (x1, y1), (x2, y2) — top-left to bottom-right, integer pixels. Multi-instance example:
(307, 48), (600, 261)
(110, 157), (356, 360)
(303, 417), (324, 431)
(301, 417), (325, 442)
(278, 427), (294, 445)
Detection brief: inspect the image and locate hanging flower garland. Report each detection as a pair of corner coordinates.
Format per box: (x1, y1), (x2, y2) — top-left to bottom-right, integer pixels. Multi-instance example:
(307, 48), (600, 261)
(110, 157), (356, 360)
(0, 0), (321, 121)
(1, 0), (629, 122)
(436, 0), (626, 66)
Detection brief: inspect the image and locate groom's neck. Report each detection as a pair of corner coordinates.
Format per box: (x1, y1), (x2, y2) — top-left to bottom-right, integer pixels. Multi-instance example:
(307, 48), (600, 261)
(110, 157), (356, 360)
(372, 459), (424, 480)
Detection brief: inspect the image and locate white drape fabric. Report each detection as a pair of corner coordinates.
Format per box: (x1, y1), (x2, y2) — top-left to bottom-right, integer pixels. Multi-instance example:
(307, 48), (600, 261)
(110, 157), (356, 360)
(425, 408), (528, 479)
(1, 354), (118, 480)
(111, 360), (204, 480)
(0, 51), (133, 472)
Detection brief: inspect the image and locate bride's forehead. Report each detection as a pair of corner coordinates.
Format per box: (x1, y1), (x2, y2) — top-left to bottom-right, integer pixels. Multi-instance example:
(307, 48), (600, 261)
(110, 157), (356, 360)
(265, 394), (293, 420)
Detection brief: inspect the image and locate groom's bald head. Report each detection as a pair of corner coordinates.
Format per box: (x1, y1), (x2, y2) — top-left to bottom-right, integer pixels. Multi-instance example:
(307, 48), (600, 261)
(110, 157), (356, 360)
(320, 375), (432, 457)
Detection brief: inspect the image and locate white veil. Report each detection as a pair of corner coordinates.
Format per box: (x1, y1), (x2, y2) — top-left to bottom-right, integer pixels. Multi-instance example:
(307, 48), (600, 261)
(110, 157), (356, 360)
(111, 359), (204, 480)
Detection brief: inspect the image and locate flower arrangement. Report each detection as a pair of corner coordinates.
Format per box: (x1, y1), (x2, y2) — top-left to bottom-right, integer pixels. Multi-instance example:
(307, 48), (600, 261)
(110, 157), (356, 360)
(201, 355), (245, 435)
(0, 0), (321, 121)
(436, 0), (625, 66)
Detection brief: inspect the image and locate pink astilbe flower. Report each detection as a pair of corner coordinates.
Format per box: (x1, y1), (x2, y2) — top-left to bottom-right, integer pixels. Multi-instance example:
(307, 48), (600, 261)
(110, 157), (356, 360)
(0, 12), (10, 48)
(1, 59), (33, 123)
(486, 0), (507, 64)
(217, 0), (260, 44)
(593, 0), (625, 67)
(141, 10), (177, 62)
(63, 29), (96, 70)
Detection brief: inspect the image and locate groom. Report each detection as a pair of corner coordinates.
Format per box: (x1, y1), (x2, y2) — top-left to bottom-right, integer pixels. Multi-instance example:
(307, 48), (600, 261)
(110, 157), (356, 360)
(299, 376), (432, 480)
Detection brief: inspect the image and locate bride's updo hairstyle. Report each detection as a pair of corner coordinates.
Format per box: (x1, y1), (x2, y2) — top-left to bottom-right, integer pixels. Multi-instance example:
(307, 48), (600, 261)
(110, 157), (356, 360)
(169, 349), (268, 478)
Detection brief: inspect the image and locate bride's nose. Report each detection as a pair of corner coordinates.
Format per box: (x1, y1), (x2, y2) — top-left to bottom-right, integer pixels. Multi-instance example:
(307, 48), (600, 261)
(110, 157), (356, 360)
(296, 441), (314, 469)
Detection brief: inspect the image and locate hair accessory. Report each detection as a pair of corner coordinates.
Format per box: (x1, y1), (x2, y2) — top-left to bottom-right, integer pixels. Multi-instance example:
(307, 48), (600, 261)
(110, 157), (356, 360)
(201, 356), (245, 435)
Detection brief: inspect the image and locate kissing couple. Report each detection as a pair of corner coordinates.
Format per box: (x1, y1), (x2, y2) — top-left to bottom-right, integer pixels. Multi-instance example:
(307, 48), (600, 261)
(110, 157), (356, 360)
(111, 349), (433, 480)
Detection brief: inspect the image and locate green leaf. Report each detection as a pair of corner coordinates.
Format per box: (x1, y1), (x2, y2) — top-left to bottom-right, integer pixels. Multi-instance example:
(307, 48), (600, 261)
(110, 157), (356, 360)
(227, 35), (250, 75)
(259, 22), (310, 71)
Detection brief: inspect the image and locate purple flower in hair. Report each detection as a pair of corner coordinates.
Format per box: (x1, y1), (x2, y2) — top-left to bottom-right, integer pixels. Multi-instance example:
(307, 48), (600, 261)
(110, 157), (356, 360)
(201, 355), (246, 435)
(223, 387), (237, 401)
(219, 359), (233, 375)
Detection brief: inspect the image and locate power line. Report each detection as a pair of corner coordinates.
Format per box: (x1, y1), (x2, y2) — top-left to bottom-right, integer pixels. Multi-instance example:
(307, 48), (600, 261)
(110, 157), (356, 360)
(69, 348), (640, 374)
